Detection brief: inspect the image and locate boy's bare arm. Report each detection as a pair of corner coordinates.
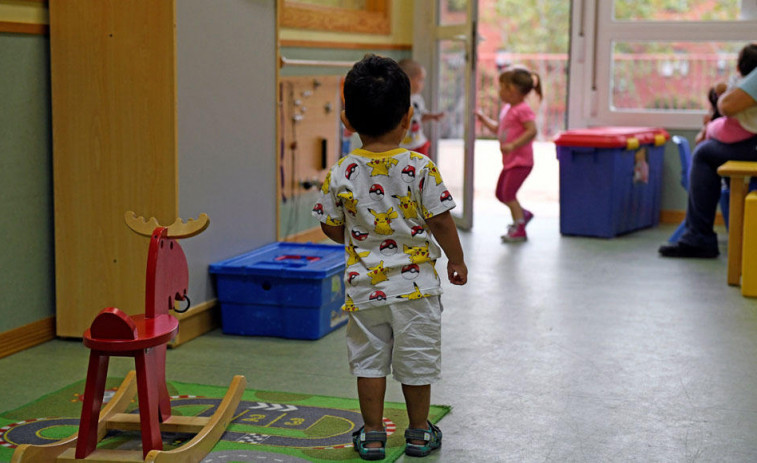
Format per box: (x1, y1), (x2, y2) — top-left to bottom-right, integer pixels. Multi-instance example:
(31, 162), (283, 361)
(320, 223), (345, 244)
(424, 211), (468, 285)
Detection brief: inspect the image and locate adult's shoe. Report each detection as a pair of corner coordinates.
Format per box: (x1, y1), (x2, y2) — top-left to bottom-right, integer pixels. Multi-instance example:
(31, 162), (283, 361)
(658, 242), (719, 258)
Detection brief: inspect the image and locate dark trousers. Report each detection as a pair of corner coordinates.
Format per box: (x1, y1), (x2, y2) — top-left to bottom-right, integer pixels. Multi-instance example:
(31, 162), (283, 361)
(680, 135), (757, 250)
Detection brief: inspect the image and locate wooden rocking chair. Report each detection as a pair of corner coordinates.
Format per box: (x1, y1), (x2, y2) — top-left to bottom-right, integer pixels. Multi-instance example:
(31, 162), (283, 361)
(12, 212), (246, 463)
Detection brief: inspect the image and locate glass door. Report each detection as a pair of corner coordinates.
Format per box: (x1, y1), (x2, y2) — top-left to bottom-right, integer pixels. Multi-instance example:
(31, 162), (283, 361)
(430, 0), (478, 229)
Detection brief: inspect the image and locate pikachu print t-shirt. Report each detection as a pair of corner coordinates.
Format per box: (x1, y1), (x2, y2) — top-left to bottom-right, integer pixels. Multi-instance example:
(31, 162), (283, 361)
(312, 148), (456, 311)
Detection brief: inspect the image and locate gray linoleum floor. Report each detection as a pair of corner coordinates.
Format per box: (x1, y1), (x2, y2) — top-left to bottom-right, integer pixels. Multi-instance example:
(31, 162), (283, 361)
(3, 199), (757, 462)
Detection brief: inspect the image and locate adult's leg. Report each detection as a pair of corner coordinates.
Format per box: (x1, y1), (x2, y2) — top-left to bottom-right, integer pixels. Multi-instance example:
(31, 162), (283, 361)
(681, 136), (757, 250)
(662, 136), (757, 257)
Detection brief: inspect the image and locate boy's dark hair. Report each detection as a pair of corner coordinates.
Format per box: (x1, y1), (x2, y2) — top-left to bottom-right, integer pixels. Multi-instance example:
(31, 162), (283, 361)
(343, 54), (411, 138)
(737, 42), (757, 77)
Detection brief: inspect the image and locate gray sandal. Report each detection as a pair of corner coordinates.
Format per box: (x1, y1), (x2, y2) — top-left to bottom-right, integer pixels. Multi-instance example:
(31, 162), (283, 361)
(404, 421), (442, 457)
(352, 426), (386, 460)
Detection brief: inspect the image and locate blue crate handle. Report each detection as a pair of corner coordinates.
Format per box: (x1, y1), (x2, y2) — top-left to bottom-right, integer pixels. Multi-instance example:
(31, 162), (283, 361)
(247, 254), (323, 269)
(275, 254), (321, 262)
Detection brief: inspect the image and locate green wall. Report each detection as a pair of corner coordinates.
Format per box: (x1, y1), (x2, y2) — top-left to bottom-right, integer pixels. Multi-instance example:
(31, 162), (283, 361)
(0, 32), (54, 331)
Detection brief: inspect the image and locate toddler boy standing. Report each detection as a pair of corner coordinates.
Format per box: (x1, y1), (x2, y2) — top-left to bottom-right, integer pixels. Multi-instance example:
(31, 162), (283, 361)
(312, 54), (467, 460)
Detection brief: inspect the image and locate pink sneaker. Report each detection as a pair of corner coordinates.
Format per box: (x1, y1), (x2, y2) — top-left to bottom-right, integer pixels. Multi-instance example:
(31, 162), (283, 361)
(501, 222), (527, 242)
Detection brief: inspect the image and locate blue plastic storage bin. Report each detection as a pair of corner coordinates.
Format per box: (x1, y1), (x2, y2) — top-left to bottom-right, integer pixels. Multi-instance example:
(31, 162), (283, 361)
(554, 127), (669, 238)
(209, 242), (347, 339)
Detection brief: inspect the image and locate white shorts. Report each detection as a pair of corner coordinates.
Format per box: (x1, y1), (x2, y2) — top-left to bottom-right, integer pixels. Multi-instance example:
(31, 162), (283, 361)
(345, 296), (443, 386)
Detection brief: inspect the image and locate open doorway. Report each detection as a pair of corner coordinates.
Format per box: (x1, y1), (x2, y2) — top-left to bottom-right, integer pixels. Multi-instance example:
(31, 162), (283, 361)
(474, 0), (569, 225)
(411, 1), (568, 231)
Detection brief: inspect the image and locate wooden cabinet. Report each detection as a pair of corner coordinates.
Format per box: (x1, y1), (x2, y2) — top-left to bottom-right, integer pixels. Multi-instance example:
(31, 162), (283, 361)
(50, 1), (178, 337)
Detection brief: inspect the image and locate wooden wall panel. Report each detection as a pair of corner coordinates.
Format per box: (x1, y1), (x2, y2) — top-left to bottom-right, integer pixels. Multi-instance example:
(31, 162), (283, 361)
(279, 75), (341, 200)
(50, 1), (177, 337)
(0, 317), (55, 359)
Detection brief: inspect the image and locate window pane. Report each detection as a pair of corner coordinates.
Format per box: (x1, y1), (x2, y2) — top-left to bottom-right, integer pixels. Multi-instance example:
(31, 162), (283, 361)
(438, 0), (467, 25)
(438, 40), (467, 139)
(613, 0), (750, 21)
(611, 41), (744, 111)
(435, 39), (466, 215)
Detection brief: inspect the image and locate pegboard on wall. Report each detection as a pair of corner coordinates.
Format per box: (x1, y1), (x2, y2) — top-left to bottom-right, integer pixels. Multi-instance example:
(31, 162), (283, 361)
(279, 76), (342, 203)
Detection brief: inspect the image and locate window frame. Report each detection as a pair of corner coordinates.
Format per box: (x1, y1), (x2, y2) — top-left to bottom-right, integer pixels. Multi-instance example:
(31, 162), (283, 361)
(567, 1), (757, 130)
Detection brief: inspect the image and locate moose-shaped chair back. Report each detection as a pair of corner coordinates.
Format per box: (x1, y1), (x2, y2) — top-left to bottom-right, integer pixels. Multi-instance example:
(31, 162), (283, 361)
(125, 211), (210, 318)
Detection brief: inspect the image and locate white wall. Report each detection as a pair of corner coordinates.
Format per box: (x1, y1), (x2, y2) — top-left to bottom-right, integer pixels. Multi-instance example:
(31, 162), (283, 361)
(176, 0), (277, 302)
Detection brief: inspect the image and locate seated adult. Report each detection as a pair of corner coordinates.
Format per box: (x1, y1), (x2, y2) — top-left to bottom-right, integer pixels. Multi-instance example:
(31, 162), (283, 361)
(659, 65), (757, 258)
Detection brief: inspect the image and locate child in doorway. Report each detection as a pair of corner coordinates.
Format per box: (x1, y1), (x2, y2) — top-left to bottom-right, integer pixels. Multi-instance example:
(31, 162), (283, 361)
(697, 42), (757, 145)
(312, 55), (468, 461)
(475, 66), (542, 242)
(398, 58), (445, 156)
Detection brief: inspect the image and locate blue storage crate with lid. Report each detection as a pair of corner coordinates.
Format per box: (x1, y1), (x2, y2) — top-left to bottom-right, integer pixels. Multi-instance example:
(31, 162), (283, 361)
(209, 242), (347, 339)
(554, 126), (669, 238)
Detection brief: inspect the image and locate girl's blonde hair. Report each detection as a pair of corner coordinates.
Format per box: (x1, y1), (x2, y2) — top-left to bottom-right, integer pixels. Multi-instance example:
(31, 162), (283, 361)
(499, 66), (543, 101)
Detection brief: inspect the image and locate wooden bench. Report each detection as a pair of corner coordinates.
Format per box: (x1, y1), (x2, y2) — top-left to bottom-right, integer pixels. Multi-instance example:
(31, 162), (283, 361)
(716, 161), (757, 286)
